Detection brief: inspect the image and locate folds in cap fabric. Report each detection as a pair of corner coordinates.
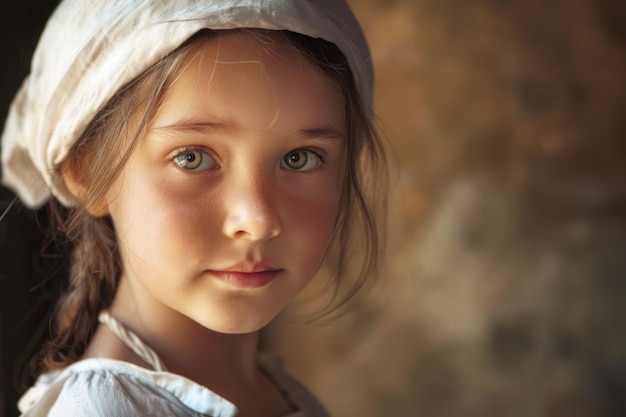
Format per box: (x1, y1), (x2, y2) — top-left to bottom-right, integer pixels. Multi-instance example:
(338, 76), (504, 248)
(1, 0), (373, 208)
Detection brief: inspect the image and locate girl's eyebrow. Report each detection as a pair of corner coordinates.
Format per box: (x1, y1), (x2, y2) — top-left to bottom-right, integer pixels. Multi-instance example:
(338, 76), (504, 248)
(150, 120), (225, 135)
(298, 127), (345, 141)
(150, 119), (345, 141)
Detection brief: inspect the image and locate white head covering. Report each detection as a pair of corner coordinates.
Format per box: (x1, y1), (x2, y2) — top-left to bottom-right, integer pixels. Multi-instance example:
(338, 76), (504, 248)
(1, 0), (372, 208)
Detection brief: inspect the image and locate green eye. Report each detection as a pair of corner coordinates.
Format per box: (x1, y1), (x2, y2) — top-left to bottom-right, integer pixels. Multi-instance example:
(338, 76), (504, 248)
(173, 149), (216, 171)
(281, 150), (320, 171)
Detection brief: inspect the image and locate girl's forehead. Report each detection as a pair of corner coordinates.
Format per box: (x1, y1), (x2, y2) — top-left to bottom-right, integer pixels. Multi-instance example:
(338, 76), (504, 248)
(154, 31), (345, 135)
(193, 31), (299, 63)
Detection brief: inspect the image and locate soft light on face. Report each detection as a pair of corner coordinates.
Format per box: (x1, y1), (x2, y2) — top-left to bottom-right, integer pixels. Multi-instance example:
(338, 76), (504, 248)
(105, 32), (346, 334)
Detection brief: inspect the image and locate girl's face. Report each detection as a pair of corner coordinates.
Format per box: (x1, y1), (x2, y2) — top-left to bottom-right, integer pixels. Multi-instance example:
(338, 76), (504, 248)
(105, 32), (346, 334)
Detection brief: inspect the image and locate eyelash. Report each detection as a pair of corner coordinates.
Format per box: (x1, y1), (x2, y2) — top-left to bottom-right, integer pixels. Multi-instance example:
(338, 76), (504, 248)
(281, 148), (326, 172)
(170, 146), (218, 172)
(168, 146), (327, 172)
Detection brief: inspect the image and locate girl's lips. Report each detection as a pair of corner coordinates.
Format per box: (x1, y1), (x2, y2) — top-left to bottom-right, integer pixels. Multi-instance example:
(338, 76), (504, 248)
(209, 270), (281, 289)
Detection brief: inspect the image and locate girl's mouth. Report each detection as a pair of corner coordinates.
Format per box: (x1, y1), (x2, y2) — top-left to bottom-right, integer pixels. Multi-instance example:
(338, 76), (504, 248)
(209, 261), (282, 288)
(209, 270), (281, 288)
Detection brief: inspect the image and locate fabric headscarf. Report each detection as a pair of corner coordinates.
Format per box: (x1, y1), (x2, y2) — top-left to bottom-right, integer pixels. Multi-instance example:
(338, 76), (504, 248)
(1, 0), (372, 208)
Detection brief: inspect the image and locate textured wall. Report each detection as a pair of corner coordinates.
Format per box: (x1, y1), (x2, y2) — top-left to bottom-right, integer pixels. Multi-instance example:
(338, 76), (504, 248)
(266, 1), (626, 416)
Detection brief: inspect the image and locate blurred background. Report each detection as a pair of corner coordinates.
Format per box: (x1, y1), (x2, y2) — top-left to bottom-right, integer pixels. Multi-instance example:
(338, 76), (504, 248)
(1, 0), (625, 416)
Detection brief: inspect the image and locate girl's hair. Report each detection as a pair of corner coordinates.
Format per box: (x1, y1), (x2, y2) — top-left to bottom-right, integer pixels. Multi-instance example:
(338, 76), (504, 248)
(43, 29), (387, 371)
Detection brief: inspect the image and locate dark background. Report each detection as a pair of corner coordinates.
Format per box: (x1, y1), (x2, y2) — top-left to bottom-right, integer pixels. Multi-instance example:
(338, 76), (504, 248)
(0, 2), (62, 417)
(2, 1), (626, 416)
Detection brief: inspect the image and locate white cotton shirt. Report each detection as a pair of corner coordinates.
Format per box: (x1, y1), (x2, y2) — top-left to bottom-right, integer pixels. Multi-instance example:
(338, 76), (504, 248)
(18, 312), (329, 416)
(18, 355), (329, 417)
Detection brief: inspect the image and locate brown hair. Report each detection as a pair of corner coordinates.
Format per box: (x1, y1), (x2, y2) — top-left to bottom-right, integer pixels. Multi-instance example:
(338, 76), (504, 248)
(43, 29), (388, 370)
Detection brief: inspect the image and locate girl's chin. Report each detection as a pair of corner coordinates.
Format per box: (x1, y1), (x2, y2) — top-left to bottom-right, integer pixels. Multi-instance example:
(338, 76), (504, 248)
(193, 311), (279, 335)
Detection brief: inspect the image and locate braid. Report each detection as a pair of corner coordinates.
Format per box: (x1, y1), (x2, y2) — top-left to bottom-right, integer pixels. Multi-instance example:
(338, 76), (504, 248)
(43, 214), (119, 369)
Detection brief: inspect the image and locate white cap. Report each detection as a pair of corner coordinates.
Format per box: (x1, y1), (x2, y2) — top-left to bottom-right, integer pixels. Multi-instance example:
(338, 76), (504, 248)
(1, 0), (372, 208)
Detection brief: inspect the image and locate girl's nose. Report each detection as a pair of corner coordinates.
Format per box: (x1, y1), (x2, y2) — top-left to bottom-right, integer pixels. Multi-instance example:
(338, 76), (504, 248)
(222, 175), (282, 242)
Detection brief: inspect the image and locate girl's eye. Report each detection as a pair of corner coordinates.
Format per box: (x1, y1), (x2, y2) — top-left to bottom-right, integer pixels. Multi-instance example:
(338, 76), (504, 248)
(281, 149), (321, 171)
(172, 149), (216, 171)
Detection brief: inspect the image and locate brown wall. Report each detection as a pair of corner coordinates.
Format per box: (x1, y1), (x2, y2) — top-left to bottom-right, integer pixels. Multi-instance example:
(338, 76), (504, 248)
(266, 1), (626, 416)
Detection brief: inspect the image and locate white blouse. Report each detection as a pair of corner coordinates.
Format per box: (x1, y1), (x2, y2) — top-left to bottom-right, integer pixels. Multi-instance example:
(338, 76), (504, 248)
(18, 313), (329, 417)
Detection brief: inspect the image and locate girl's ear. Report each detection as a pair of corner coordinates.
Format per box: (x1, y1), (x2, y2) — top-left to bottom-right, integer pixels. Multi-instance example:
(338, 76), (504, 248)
(61, 161), (110, 217)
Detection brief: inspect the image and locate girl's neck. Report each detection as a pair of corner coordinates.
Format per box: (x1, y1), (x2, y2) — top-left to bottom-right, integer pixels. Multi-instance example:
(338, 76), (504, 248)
(85, 274), (260, 386)
(109, 305), (261, 385)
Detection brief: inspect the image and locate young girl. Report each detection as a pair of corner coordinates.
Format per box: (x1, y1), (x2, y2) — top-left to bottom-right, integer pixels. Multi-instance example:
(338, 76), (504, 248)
(2, 0), (386, 416)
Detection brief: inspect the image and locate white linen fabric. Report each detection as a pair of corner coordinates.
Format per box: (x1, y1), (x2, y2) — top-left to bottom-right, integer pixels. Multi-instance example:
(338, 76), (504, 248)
(1, 0), (372, 208)
(17, 312), (329, 417)
(17, 358), (328, 417)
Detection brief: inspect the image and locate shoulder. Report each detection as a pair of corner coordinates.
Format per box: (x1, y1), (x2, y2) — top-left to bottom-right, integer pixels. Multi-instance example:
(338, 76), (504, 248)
(18, 360), (195, 417)
(18, 359), (237, 417)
